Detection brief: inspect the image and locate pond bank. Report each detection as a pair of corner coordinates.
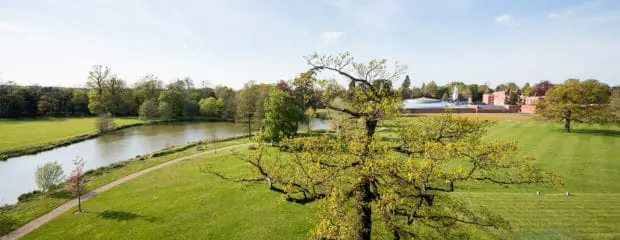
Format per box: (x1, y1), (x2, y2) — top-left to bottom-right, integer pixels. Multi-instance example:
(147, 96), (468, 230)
(0, 118), (233, 160)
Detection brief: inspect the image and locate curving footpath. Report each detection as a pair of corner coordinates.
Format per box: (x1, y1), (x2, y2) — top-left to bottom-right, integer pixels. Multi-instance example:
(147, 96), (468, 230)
(1, 143), (251, 240)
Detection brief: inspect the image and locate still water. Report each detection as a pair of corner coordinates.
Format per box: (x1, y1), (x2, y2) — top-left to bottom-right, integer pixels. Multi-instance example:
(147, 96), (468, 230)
(0, 122), (248, 204)
(0, 119), (333, 205)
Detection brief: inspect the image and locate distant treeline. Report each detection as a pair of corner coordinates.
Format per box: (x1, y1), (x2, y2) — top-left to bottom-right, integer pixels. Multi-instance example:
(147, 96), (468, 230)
(0, 65), (241, 119)
(0, 65), (319, 124)
(0, 64), (575, 120)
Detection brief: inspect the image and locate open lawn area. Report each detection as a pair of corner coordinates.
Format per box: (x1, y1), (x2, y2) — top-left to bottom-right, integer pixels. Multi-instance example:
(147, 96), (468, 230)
(0, 118), (143, 152)
(16, 114), (620, 239)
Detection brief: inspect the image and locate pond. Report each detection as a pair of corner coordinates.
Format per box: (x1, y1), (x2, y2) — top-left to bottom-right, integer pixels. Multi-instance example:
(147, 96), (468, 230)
(0, 119), (333, 204)
(0, 122), (249, 205)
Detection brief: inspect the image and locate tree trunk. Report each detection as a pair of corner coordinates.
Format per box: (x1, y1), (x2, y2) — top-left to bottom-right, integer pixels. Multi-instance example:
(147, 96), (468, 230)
(356, 178), (373, 240)
(247, 119), (252, 139)
(365, 119), (378, 137)
(564, 110), (572, 133)
(353, 119), (378, 240)
(78, 194), (82, 212)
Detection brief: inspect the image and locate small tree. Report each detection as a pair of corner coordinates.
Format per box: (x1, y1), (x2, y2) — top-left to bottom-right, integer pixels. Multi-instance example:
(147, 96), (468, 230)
(65, 157), (88, 213)
(96, 113), (116, 134)
(139, 100), (158, 120)
(536, 79), (616, 132)
(35, 161), (64, 192)
(262, 88), (304, 142)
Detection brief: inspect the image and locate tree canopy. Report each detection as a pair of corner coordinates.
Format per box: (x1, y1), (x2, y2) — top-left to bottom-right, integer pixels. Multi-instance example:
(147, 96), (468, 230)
(536, 79), (617, 132)
(205, 52), (561, 239)
(262, 88), (304, 142)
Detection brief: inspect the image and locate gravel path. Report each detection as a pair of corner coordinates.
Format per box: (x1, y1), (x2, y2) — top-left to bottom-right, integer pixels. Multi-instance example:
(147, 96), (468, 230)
(1, 143), (250, 240)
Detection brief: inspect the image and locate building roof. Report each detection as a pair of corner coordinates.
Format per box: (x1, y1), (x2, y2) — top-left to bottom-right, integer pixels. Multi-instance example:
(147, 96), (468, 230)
(403, 97), (441, 104)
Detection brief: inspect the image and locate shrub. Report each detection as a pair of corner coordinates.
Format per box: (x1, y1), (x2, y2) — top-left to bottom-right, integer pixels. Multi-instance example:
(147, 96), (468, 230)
(35, 161), (64, 192)
(139, 100), (159, 120)
(18, 190), (42, 202)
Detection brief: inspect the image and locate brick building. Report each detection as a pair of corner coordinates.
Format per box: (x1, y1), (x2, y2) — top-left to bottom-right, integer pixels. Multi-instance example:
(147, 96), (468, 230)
(482, 91), (508, 105)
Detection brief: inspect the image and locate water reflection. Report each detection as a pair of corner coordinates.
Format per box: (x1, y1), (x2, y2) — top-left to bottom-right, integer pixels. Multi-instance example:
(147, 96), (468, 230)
(0, 122), (246, 204)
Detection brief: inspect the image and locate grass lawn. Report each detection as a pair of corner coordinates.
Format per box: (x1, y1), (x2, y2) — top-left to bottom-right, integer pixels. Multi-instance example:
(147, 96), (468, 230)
(0, 117), (143, 152)
(18, 114), (620, 239)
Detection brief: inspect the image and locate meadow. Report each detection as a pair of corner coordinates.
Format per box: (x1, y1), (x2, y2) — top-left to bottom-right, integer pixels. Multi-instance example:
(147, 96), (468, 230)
(0, 117), (144, 152)
(15, 114), (620, 239)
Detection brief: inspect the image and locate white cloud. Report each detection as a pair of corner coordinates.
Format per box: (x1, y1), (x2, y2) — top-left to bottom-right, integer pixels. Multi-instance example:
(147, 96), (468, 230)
(494, 14), (513, 22)
(547, 9), (574, 19)
(494, 14), (519, 27)
(321, 31), (345, 42)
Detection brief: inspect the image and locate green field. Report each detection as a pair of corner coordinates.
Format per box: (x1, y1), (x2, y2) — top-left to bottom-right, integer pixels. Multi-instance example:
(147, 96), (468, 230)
(17, 115), (620, 239)
(0, 118), (144, 152)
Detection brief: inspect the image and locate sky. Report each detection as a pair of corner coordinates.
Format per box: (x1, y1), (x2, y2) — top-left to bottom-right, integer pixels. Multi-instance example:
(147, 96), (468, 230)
(0, 0), (619, 89)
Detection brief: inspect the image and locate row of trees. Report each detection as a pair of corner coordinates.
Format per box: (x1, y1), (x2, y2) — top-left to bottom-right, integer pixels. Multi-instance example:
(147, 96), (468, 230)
(398, 78), (554, 102)
(0, 66), (238, 119)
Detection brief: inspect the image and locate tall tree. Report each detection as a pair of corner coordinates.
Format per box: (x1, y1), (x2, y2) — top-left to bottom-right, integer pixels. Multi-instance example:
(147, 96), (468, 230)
(107, 75), (126, 115)
(399, 75), (412, 99)
(134, 74), (163, 104)
(235, 82), (258, 138)
(206, 53), (560, 240)
(291, 71), (317, 132)
(253, 84), (272, 125)
(87, 65), (111, 114)
(536, 79), (616, 132)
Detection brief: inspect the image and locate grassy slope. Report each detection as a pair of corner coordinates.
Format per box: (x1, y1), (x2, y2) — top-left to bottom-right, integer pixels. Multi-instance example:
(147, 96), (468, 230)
(20, 114), (620, 239)
(1, 138), (250, 236)
(0, 118), (143, 152)
(21, 148), (314, 240)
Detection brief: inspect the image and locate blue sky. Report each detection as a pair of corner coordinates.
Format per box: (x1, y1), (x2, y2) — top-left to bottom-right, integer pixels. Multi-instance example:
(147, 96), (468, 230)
(0, 0), (619, 89)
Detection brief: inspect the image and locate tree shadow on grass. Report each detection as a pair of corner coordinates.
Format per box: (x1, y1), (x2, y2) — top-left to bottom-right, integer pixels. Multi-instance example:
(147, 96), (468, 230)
(96, 210), (157, 222)
(553, 128), (620, 137)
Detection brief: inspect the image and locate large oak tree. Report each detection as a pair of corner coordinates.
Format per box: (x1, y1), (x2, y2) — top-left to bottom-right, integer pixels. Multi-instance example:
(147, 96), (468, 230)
(206, 53), (561, 239)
